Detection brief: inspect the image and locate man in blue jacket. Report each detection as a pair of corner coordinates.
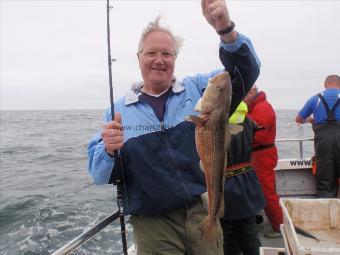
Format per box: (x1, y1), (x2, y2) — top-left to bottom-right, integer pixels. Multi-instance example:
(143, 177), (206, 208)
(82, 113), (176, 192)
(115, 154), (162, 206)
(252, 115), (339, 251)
(88, 0), (260, 254)
(296, 75), (340, 198)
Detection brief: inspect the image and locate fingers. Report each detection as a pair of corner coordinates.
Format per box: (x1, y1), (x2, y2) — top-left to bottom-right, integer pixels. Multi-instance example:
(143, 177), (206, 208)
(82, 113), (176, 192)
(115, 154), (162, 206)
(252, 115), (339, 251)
(102, 126), (124, 153)
(114, 112), (122, 124)
(201, 0), (208, 16)
(209, 2), (227, 20)
(106, 113), (123, 130)
(202, 0), (217, 19)
(202, 0), (229, 30)
(202, 0), (225, 15)
(101, 113), (124, 154)
(101, 125), (123, 141)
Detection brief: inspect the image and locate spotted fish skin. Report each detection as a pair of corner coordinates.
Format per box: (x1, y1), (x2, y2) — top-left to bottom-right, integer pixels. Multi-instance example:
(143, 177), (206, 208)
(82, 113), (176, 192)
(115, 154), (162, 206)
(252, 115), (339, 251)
(187, 71), (232, 242)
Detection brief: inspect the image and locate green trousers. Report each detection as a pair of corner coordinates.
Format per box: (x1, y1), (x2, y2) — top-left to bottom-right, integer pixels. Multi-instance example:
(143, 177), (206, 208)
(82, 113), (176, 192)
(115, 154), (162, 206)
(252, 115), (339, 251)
(130, 201), (223, 255)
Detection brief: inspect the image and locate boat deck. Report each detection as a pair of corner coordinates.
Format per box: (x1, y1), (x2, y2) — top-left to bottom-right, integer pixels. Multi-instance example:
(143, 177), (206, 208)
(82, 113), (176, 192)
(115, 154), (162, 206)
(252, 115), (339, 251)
(258, 213), (285, 248)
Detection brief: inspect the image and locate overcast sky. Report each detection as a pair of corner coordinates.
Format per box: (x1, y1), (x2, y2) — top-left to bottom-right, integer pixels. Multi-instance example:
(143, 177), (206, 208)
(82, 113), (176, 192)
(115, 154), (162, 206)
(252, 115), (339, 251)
(1, 0), (339, 110)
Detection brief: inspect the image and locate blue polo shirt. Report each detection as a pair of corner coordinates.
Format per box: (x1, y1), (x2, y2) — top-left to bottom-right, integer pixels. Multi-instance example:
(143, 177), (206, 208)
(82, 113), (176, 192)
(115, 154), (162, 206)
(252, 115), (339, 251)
(298, 88), (340, 124)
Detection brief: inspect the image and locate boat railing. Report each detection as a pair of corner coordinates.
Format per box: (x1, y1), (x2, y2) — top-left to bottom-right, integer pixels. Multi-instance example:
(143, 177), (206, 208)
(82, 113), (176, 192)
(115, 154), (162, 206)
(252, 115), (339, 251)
(50, 210), (120, 255)
(275, 138), (314, 159)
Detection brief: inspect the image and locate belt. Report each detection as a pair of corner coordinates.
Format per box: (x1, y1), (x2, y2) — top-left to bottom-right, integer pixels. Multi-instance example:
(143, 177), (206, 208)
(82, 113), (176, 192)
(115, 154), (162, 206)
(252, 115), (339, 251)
(225, 162), (252, 178)
(253, 143), (274, 152)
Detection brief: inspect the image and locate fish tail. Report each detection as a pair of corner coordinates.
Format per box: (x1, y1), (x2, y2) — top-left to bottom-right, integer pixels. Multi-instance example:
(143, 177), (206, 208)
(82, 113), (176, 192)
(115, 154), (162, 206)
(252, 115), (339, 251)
(199, 216), (217, 242)
(294, 225), (320, 241)
(217, 193), (225, 218)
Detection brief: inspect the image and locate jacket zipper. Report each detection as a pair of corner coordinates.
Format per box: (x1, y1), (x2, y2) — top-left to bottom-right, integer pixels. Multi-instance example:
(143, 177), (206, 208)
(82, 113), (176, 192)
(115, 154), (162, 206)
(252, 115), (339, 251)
(162, 99), (192, 204)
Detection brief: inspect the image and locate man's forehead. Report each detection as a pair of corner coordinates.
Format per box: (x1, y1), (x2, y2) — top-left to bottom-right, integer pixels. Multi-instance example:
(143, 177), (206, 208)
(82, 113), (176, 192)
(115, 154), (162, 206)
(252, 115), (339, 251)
(142, 40), (176, 52)
(143, 45), (174, 51)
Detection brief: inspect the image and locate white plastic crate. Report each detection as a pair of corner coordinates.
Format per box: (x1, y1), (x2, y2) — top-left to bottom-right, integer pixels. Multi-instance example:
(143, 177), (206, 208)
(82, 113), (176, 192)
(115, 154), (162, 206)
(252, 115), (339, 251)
(280, 224), (292, 255)
(260, 247), (286, 255)
(280, 198), (340, 255)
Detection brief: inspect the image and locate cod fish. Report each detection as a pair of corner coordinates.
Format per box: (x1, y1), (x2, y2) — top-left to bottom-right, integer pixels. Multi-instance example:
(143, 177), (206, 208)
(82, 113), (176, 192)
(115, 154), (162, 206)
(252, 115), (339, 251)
(187, 71), (242, 242)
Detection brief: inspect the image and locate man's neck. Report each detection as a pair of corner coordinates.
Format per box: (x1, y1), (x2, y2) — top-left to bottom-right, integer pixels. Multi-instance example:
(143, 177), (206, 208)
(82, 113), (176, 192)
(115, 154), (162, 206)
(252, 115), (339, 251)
(142, 83), (172, 96)
(326, 85), (339, 89)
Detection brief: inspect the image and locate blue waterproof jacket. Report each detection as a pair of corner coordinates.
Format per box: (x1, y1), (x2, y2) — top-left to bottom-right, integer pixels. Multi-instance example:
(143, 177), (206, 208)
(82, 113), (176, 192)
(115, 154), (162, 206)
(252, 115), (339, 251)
(88, 33), (260, 216)
(223, 117), (265, 220)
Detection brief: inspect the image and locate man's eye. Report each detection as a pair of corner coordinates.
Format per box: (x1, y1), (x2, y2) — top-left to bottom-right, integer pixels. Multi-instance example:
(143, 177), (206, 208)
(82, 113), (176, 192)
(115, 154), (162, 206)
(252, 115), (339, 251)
(145, 52), (156, 57)
(162, 52), (175, 58)
(143, 51), (175, 59)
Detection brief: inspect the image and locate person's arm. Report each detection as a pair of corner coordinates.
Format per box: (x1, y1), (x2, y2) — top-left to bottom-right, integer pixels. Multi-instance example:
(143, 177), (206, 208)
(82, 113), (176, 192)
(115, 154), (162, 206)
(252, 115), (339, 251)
(295, 115), (314, 125)
(251, 104), (276, 145)
(219, 36), (260, 114)
(295, 96), (317, 125)
(295, 115), (304, 124)
(88, 111), (124, 184)
(201, 0), (260, 115)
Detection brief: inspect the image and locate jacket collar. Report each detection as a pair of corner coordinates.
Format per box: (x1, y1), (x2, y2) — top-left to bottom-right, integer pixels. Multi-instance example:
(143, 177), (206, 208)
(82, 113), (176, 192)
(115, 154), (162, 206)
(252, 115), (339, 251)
(125, 76), (184, 105)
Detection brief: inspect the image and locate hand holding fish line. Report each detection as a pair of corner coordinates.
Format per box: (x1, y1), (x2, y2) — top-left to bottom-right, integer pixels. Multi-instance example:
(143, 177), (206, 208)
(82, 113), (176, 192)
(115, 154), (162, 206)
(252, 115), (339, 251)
(201, 0), (237, 43)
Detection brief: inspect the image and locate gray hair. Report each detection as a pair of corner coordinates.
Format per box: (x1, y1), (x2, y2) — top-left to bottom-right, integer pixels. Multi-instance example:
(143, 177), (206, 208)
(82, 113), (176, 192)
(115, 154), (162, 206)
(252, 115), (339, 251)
(137, 15), (183, 55)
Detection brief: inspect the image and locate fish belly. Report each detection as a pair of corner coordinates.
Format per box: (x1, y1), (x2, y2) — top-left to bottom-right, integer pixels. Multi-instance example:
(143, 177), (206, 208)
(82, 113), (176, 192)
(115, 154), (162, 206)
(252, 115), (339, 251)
(196, 123), (226, 240)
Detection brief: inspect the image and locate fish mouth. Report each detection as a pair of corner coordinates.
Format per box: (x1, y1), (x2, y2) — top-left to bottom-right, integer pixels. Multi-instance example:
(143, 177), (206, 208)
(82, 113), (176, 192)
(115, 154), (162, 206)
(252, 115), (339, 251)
(194, 98), (214, 115)
(210, 72), (229, 83)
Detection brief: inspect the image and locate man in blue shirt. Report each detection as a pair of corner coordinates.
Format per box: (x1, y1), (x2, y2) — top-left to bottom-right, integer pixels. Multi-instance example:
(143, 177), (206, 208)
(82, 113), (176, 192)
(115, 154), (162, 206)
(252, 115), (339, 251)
(295, 75), (340, 198)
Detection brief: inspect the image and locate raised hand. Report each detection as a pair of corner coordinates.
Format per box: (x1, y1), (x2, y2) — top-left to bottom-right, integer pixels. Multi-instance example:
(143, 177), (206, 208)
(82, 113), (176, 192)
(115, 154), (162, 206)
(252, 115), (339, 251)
(201, 0), (237, 43)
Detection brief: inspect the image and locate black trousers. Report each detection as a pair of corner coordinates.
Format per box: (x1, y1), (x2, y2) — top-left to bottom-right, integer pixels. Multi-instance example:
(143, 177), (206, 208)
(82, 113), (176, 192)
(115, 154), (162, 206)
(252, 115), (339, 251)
(220, 216), (261, 255)
(313, 122), (340, 198)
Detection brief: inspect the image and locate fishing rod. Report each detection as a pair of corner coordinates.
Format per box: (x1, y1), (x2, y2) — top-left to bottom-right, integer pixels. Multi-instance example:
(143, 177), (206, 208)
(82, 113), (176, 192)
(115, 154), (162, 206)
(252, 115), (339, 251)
(106, 1), (128, 254)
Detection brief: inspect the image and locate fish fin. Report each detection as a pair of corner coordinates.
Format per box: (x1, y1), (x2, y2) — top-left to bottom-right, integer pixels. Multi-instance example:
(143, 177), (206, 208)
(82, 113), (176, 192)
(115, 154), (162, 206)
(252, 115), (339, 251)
(223, 128), (230, 169)
(228, 124), (243, 135)
(200, 192), (209, 212)
(199, 216), (217, 243)
(199, 161), (205, 172)
(194, 98), (202, 112)
(217, 192), (225, 218)
(186, 115), (205, 126)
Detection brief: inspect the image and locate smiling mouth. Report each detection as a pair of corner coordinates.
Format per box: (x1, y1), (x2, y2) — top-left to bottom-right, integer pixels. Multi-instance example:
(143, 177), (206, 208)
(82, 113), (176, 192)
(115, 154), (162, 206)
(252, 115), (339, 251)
(152, 67), (166, 71)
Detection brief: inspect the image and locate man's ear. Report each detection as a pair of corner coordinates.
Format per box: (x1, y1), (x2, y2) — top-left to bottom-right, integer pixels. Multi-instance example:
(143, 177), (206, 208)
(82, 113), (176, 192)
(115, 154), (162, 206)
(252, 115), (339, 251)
(137, 53), (142, 68)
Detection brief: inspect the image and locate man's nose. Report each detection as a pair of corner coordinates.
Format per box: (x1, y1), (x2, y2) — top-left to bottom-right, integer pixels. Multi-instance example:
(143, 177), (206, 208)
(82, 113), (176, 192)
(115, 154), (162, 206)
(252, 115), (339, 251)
(154, 52), (165, 62)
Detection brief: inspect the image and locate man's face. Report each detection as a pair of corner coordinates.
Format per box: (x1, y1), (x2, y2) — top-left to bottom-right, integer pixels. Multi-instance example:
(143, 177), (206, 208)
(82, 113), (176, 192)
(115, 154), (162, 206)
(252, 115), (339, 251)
(138, 31), (176, 91)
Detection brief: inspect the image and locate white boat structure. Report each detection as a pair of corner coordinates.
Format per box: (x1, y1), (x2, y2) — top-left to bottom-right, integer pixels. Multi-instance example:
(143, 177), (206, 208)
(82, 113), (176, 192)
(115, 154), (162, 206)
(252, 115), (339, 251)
(51, 138), (339, 255)
(275, 138), (316, 199)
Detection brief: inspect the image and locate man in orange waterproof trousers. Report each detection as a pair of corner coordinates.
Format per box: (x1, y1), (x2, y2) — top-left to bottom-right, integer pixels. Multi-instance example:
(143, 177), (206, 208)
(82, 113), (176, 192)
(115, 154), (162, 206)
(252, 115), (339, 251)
(244, 85), (283, 237)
